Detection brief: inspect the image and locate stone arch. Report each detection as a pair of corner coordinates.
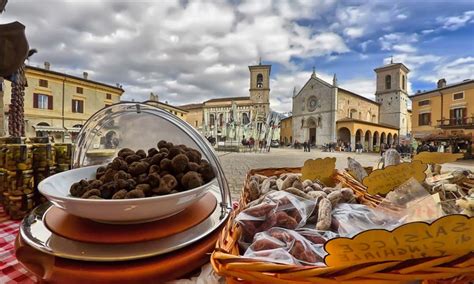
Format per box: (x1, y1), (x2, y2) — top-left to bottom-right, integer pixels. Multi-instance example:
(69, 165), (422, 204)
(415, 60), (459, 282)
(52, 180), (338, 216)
(37, 122), (50, 126)
(373, 131), (380, 148)
(337, 127), (351, 144)
(381, 132), (386, 144)
(209, 114), (215, 126)
(393, 133), (398, 144)
(284, 137), (288, 145)
(290, 136), (293, 144)
(307, 117), (317, 145)
(387, 133), (393, 145)
(364, 130), (372, 151)
(355, 129), (363, 143)
(219, 113), (224, 127)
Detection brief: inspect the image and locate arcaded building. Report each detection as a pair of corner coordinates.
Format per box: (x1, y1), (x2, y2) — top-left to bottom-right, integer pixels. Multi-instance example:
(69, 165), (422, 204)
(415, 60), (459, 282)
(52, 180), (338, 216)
(292, 62), (411, 150)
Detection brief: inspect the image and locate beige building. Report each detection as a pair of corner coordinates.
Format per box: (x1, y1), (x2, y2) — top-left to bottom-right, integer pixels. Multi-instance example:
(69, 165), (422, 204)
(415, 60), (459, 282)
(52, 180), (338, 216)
(280, 116), (292, 145)
(181, 63), (272, 142)
(292, 62), (409, 151)
(410, 78), (474, 143)
(146, 94), (188, 121)
(1, 62), (124, 142)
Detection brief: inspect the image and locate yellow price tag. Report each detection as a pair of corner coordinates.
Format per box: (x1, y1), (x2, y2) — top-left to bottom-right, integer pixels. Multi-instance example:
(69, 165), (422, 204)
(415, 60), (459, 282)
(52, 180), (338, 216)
(413, 152), (464, 164)
(301, 157), (336, 186)
(324, 215), (474, 267)
(362, 160), (427, 195)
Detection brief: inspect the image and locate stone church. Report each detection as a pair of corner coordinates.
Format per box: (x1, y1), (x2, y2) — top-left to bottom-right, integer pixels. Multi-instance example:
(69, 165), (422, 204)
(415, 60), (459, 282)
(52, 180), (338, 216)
(181, 62), (272, 142)
(292, 62), (411, 150)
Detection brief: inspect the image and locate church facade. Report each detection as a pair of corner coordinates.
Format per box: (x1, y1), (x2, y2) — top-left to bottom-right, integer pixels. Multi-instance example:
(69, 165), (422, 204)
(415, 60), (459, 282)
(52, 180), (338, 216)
(181, 63), (273, 142)
(292, 62), (411, 150)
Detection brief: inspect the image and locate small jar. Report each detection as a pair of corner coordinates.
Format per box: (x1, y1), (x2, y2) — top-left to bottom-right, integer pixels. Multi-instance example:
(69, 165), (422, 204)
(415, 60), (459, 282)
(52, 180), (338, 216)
(7, 170), (34, 196)
(5, 138), (32, 171)
(0, 170), (5, 203)
(0, 138), (7, 169)
(8, 193), (35, 220)
(2, 191), (10, 213)
(35, 167), (56, 205)
(55, 164), (71, 173)
(31, 137), (56, 169)
(54, 143), (73, 166)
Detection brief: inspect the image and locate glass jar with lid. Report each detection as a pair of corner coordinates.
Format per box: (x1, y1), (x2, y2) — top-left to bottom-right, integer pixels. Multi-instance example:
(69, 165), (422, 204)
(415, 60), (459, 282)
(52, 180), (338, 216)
(31, 137), (56, 169)
(5, 137), (32, 171)
(8, 193), (35, 220)
(6, 170), (34, 196)
(54, 143), (73, 166)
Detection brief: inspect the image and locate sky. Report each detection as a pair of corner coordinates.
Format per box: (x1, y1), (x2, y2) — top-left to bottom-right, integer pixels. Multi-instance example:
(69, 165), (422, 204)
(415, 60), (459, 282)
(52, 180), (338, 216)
(2, 0), (474, 113)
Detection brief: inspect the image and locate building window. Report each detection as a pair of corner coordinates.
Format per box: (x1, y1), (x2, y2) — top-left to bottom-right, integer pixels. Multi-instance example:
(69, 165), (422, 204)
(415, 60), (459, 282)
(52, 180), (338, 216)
(76, 87), (83, 94)
(195, 121), (198, 127)
(106, 93), (112, 100)
(418, 113), (431, 126)
(242, 112), (250, 124)
(33, 93), (53, 109)
(39, 79), (48, 88)
(402, 75), (406, 90)
(453, 92), (464, 100)
(209, 114), (215, 126)
(256, 74), (263, 88)
(72, 99), (84, 113)
(450, 108), (466, 125)
(418, 100), (430, 106)
(385, 75), (391, 89)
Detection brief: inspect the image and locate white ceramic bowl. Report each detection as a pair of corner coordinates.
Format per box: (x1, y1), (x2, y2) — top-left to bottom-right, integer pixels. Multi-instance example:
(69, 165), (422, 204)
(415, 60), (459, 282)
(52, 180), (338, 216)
(39, 165), (216, 224)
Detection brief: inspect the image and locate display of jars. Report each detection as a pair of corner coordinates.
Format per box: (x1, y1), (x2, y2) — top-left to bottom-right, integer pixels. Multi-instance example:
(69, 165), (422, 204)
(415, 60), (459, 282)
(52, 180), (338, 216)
(0, 170), (5, 203)
(31, 137), (56, 169)
(54, 143), (73, 166)
(8, 193), (35, 220)
(6, 170), (34, 196)
(5, 139), (32, 171)
(2, 191), (10, 213)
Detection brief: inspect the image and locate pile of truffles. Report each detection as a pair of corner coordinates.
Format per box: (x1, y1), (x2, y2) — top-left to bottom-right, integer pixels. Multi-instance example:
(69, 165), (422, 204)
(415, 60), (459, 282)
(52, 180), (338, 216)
(70, 140), (215, 199)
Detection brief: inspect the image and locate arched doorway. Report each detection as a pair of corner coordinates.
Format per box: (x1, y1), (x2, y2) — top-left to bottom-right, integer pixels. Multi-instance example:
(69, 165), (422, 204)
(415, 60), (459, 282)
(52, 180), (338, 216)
(337, 127), (351, 144)
(290, 136), (293, 144)
(381, 132), (386, 144)
(355, 129), (363, 143)
(284, 137), (288, 145)
(307, 117), (317, 145)
(364, 130), (372, 151)
(393, 133), (398, 145)
(36, 122), (50, 138)
(387, 133), (393, 146)
(373, 131), (380, 150)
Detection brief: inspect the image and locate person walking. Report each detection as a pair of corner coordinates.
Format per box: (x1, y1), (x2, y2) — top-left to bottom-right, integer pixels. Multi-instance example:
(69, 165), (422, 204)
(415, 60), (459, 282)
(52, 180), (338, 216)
(303, 141), (308, 152)
(307, 140), (311, 152)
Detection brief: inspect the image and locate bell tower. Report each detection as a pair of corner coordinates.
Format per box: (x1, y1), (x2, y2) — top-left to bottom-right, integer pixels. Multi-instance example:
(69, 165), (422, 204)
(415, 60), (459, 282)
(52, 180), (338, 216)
(374, 61), (410, 137)
(249, 61), (271, 124)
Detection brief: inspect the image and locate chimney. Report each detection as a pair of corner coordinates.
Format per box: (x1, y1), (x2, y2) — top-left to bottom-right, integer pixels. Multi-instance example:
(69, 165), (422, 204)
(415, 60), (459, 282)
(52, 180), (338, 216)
(437, 78), (446, 89)
(416, 90), (421, 93)
(83, 72), (88, 80)
(44, 62), (50, 70)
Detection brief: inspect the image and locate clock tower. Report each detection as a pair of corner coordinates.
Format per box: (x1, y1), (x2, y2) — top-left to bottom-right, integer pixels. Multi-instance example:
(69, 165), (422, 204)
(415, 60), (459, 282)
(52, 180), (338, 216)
(249, 62), (271, 126)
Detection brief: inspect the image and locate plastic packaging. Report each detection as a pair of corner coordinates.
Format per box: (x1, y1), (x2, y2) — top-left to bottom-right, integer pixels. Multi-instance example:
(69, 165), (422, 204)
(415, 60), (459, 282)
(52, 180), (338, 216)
(244, 227), (324, 265)
(382, 177), (445, 222)
(331, 203), (402, 237)
(235, 191), (316, 243)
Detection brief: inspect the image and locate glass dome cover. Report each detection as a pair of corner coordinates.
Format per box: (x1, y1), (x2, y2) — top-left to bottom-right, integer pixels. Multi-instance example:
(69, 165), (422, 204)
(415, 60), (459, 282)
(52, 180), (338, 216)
(73, 101), (231, 210)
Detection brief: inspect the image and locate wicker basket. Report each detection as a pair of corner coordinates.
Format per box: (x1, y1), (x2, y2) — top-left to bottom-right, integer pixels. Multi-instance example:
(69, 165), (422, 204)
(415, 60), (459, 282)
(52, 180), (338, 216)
(211, 167), (474, 284)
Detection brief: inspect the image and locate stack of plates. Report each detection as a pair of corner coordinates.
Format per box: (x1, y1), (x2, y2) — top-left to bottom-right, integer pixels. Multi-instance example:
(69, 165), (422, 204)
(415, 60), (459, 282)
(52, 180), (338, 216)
(16, 173), (230, 283)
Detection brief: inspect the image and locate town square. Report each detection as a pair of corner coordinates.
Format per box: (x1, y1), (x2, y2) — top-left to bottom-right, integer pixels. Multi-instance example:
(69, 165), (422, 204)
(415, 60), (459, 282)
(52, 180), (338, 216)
(0, 0), (473, 283)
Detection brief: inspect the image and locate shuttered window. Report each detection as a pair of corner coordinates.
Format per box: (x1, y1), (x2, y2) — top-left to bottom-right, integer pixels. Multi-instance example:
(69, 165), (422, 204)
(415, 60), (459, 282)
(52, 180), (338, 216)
(450, 108), (467, 125)
(418, 100), (430, 106)
(33, 93), (53, 110)
(72, 99), (84, 113)
(418, 113), (431, 126)
(106, 93), (112, 100)
(76, 87), (83, 94)
(453, 92), (464, 100)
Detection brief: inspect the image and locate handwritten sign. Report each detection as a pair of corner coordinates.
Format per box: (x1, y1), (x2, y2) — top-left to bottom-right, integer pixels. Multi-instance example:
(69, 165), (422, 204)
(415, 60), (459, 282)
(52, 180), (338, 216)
(301, 157), (336, 186)
(362, 160), (427, 195)
(324, 214), (473, 267)
(413, 152), (464, 164)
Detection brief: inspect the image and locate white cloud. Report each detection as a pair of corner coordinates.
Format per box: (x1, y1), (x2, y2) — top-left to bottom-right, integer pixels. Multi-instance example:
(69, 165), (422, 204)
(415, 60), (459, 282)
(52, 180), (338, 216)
(344, 27), (364, 39)
(397, 14), (408, 20)
(384, 54), (441, 71)
(339, 79), (376, 100)
(379, 32), (418, 51)
(437, 10), (474, 31)
(421, 29), (435, 34)
(393, 44), (417, 53)
(419, 56), (474, 83)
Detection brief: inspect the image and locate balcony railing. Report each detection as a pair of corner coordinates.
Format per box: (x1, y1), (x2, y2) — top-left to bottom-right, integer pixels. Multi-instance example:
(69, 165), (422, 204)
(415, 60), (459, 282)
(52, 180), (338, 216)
(436, 117), (474, 129)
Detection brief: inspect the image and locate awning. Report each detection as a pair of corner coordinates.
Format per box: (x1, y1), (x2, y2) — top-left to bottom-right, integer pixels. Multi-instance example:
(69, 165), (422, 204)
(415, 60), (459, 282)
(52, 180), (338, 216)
(66, 127), (81, 133)
(33, 126), (66, 133)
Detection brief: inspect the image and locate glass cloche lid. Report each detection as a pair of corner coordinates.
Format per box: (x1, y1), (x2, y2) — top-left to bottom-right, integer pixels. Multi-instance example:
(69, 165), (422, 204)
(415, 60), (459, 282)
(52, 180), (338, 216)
(73, 101), (231, 209)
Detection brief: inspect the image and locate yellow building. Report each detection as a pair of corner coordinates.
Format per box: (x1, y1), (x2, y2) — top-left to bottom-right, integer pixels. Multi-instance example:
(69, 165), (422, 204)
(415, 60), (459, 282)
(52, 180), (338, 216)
(146, 95), (188, 121)
(280, 116), (292, 145)
(410, 78), (474, 143)
(1, 62), (124, 142)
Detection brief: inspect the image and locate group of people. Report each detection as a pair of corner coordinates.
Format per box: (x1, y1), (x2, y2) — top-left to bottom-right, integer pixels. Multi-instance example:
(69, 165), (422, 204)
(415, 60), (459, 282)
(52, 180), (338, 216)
(241, 136), (255, 148)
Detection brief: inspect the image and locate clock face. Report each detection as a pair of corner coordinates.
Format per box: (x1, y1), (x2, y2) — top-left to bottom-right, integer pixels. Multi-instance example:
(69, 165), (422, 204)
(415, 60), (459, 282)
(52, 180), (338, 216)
(307, 96), (318, 112)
